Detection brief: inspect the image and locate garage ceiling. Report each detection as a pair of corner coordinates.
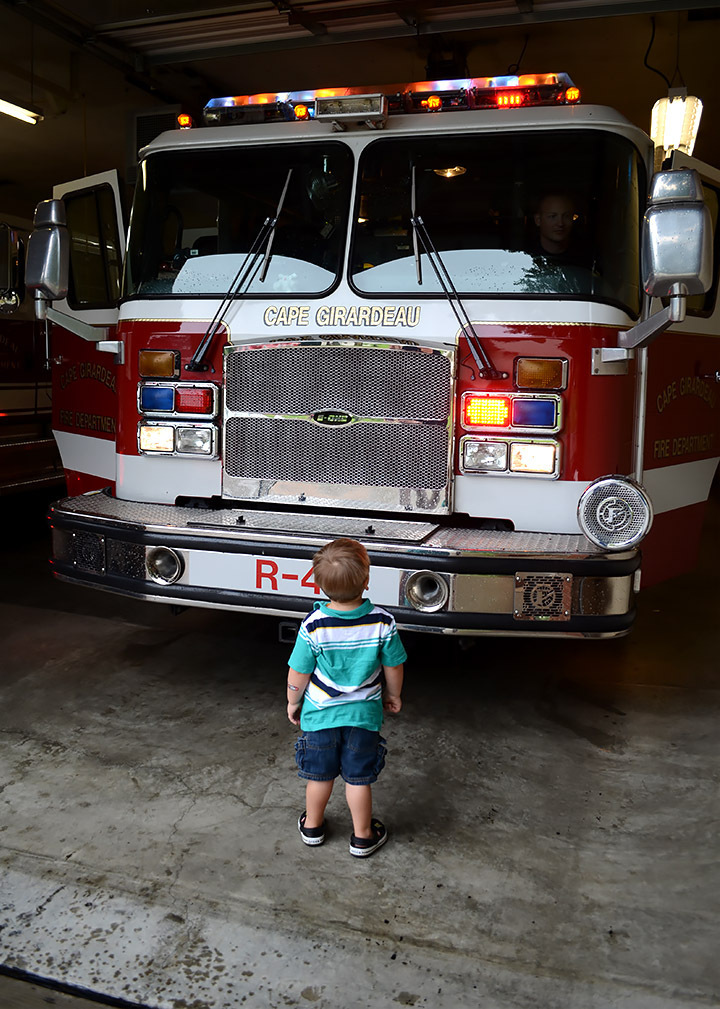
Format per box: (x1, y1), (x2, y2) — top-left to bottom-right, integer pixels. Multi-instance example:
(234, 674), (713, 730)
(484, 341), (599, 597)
(5, 0), (720, 85)
(1, 0), (719, 215)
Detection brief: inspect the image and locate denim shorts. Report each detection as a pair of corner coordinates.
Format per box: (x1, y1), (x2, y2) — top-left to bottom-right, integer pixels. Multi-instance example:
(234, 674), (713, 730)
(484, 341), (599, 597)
(295, 727), (387, 785)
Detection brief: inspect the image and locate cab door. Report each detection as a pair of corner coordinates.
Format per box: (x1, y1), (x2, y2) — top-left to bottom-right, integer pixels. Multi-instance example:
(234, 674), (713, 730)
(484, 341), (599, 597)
(49, 170), (126, 495)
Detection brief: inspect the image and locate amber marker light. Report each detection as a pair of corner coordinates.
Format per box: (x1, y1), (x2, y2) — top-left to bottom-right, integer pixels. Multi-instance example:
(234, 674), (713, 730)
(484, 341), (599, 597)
(566, 87), (581, 104)
(463, 395), (511, 427)
(294, 103), (310, 120)
(177, 113), (193, 129)
(515, 357), (567, 391)
(426, 95), (442, 111)
(139, 350), (178, 378)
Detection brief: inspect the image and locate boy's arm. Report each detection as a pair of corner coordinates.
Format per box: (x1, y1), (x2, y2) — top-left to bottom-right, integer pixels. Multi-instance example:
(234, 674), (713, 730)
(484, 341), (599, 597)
(287, 666), (309, 725)
(382, 663), (404, 714)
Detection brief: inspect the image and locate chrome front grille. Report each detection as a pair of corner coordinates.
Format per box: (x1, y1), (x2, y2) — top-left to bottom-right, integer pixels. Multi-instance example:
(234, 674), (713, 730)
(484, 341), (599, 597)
(223, 340), (454, 514)
(224, 416), (449, 487)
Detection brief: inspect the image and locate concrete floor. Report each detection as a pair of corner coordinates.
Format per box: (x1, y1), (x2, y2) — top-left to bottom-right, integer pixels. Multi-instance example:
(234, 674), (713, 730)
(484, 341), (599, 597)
(0, 487), (718, 1009)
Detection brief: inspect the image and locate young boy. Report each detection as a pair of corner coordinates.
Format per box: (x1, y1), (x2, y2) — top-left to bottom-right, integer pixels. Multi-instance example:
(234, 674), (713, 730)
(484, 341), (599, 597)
(286, 537), (406, 857)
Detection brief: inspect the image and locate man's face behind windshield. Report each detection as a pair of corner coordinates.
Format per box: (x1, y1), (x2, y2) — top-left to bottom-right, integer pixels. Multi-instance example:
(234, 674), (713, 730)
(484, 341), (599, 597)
(534, 195), (578, 254)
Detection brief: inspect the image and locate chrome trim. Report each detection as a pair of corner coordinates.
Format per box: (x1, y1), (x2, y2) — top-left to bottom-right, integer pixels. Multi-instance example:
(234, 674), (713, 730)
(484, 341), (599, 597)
(50, 495), (638, 638)
(402, 569), (450, 612)
(146, 545), (185, 585)
(222, 340), (455, 515)
(513, 571), (572, 621)
(577, 475), (653, 549)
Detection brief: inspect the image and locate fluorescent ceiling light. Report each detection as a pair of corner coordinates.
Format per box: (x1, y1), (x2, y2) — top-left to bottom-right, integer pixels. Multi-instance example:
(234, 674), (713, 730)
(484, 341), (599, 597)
(0, 98), (43, 125)
(651, 89), (702, 157)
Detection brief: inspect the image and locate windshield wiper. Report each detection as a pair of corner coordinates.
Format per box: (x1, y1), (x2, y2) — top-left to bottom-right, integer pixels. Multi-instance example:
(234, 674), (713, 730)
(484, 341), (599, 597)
(186, 168), (293, 372)
(411, 165), (422, 286)
(409, 169), (506, 381)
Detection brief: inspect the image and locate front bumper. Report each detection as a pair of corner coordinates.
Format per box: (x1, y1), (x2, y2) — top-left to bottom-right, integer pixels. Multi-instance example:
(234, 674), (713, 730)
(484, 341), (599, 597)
(49, 490), (640, 638)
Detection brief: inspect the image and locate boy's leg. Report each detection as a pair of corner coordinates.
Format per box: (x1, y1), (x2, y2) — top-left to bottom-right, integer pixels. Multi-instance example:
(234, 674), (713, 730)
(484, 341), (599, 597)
(345, 782), (373, 838)
(304, 779), (334, 829)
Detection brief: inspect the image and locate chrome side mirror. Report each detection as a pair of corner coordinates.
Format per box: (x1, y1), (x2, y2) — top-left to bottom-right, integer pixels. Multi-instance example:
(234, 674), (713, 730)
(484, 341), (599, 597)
(26, 199), (69, 305)
(642, 169), (712, 297)
(620, 169), (713, 350)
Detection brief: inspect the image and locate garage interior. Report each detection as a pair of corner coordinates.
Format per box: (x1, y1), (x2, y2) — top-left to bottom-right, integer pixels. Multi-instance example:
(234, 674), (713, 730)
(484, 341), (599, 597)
(1, 2), (719, 1008)
(1, 1), (720, 216)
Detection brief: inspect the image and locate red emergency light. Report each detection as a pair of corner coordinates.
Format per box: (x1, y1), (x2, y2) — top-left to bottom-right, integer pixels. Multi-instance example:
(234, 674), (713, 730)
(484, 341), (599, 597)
(496, 92), (525, 108)
(463, 395), (512, 428)
(175, 387), (214, 414)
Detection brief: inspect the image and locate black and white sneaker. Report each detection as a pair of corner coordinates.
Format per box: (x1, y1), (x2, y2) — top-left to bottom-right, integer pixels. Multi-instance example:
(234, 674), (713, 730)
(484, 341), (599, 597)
(298, 811), (325, 846)
(349, 818), (387, 857)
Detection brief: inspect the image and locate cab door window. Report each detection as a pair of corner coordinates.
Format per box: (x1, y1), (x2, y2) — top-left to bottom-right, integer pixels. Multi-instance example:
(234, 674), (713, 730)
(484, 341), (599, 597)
(64, 184), (122, 309)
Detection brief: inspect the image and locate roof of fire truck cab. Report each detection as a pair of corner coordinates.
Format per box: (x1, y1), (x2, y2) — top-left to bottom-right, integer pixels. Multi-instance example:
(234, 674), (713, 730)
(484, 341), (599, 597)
(139, 104), (653, 158)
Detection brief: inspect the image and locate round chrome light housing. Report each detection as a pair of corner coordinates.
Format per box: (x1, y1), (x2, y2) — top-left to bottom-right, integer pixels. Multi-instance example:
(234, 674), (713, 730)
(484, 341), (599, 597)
(146, 546), (185, 584)
(578, 476), (653, 550)
(404, 569), (450, 612)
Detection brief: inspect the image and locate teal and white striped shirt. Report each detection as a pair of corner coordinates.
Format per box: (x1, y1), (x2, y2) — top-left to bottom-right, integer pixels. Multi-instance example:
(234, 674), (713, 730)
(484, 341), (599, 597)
(289, 599), (407, 732)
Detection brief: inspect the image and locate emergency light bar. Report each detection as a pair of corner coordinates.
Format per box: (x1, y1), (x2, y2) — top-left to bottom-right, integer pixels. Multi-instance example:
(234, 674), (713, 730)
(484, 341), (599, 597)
(202, 73), (579, 127)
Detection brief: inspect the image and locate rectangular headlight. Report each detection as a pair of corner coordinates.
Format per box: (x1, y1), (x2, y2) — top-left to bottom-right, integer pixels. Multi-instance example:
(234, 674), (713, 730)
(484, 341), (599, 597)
(176, 426), (214, 455)
(139, 424), (175, 453)
(462, 439), (508, 472)
(510, 441), (557, 474)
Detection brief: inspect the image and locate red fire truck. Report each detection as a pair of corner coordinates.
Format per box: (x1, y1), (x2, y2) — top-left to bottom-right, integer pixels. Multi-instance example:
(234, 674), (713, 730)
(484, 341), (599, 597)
(26, 73), (719, 637)
(0, 217), (64, 495)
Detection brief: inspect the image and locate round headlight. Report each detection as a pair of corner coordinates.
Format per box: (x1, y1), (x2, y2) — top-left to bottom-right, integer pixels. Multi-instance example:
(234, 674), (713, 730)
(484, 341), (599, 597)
(146, 546), (185, 584)
(578, 476), (653, 550)
(404, 570), (450, 612)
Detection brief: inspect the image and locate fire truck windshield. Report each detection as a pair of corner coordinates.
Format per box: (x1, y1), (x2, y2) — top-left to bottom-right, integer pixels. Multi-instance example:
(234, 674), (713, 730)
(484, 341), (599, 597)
(124, 142), (353, 298)
(350, 130), (645, 316)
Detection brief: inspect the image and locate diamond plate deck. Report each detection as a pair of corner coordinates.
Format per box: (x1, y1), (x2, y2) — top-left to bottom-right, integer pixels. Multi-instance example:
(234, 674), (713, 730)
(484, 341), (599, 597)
(51, 492), (623, 559)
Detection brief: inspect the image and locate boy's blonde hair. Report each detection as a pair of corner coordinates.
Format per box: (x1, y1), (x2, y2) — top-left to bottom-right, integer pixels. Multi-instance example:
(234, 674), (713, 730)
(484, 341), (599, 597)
(313, 538), (370, 603)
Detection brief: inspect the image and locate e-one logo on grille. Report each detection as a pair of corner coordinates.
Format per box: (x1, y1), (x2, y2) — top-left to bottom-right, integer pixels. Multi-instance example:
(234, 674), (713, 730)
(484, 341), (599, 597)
(313, 410), (354, 426)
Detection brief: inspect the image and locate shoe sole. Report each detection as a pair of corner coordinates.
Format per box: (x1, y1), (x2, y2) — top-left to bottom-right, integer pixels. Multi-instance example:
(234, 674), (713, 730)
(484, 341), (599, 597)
(349, 831), (388, 858)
